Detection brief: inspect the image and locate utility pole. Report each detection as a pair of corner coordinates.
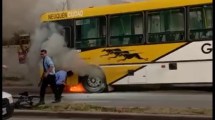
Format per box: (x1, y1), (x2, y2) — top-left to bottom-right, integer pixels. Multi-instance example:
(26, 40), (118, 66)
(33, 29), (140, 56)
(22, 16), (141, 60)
(66, 0), (70, 10)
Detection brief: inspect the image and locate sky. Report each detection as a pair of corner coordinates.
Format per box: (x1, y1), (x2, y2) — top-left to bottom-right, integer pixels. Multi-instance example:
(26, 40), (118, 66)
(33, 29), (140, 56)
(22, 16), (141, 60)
(3, 0), (144, 40)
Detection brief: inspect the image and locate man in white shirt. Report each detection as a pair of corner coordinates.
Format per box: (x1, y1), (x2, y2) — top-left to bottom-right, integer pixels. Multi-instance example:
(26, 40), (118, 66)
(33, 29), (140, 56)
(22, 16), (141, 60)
(38, 49), (59, 105)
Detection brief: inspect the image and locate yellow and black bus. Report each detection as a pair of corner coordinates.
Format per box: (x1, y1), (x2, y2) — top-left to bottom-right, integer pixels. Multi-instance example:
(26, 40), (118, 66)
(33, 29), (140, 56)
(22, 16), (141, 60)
(40, 0), (212, 93)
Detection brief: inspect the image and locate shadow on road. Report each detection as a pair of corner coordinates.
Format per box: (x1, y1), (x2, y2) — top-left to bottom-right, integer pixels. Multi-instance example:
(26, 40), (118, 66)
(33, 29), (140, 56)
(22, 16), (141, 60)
(112, 84), (212, 92)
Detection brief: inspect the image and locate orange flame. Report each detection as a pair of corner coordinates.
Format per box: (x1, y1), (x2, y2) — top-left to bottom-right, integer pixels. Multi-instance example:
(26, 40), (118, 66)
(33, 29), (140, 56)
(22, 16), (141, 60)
(67, 83), (86, 93)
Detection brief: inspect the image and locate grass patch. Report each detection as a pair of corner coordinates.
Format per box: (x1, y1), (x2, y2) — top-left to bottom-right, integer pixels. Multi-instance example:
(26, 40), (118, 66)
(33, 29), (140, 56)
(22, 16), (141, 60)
(31, 103), (212, 116)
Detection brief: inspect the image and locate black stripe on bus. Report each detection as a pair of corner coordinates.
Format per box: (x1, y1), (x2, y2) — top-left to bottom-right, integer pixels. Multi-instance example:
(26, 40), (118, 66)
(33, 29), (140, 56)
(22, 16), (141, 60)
(152, 42), (192, 62)
(77, 40), (212, 52)
(109, 65), (146, 85)
(100, 59), (212, 66)
(79, 40), (212, 52)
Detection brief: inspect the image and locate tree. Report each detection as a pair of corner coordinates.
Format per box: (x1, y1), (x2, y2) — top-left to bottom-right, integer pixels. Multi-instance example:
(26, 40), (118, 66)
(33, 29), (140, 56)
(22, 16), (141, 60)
(6, 30), (30, 45)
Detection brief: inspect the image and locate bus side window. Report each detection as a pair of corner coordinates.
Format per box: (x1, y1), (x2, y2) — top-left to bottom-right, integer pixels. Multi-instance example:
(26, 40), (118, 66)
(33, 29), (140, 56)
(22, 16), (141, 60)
(75, 17), (107, 49)
(109, 13), (143, 46)
(55, 20), (74, 48)
(147, 8), (185, 43)
(189, 5), (213, 40)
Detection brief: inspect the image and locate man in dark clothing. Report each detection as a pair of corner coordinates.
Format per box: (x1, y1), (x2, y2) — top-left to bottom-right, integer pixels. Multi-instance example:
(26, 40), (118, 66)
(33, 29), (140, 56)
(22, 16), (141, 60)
(38, 49), (60, 105)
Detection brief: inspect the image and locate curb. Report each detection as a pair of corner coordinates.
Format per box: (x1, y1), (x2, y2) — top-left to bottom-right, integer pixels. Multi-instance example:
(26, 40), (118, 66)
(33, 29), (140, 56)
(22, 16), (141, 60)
(13, 110), (212, 120)
(3, 86), (52, 94)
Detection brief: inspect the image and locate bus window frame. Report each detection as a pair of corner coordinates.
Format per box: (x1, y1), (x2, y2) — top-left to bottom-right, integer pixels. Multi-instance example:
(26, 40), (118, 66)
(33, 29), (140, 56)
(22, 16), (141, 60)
(49, 3), (212, 48)
(145, 7), (186, 44)
(74, 15), (108, 50)
(107, 12), (145, 47)
(63, 26), (72, 48)
(187, 4), (213, 41)
(203, 5), (213, 29)
(53, 19), (74, 48)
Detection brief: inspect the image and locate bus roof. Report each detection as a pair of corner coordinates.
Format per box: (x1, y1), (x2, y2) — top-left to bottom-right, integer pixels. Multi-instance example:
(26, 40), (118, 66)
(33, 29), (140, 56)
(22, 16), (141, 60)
(40, 0), (212, 22)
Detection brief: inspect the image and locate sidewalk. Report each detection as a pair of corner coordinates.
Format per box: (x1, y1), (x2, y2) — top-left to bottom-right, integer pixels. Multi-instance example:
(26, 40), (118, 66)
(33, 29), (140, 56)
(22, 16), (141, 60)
(13, 110), (212, 120)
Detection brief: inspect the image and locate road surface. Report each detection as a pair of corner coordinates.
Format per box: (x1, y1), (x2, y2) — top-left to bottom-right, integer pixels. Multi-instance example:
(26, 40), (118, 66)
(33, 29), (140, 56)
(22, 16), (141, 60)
(12, 90), (212, 108)
(61, 91), (212, 108)
(4, 85), (212, 108)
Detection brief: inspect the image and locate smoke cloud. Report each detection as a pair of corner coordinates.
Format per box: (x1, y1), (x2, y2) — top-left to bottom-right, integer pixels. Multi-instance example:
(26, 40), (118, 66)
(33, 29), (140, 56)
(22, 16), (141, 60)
(3, 0), (144, 86)
(26, 22), (104, 86)
(40, 23), (100, 77)
(3, 0), (144, 39)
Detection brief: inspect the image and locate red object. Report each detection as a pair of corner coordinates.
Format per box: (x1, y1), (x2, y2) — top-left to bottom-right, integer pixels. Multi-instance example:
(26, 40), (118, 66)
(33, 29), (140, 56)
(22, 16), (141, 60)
(18, 52), (27, 64)
(17, 46), (29, 64)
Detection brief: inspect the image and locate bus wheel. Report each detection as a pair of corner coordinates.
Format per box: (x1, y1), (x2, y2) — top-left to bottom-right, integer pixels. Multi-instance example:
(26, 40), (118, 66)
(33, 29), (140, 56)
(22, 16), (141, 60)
(80, 65), (107, 93)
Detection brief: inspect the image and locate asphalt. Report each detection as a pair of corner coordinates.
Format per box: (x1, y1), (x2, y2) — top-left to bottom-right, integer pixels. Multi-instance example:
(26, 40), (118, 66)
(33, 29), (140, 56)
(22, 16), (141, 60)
(3, 86), (212, 108)
(3, 85), (212, 95)
(3, 86), (212, 120)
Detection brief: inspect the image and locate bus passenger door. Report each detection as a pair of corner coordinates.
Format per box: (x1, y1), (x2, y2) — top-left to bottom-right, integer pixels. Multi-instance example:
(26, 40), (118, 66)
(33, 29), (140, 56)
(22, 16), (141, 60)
(128, 67), (147, 84)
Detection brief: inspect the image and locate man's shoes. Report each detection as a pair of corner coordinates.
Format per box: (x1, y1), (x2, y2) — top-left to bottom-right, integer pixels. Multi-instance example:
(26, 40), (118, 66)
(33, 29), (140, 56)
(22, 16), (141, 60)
(52, 99), (61, 103)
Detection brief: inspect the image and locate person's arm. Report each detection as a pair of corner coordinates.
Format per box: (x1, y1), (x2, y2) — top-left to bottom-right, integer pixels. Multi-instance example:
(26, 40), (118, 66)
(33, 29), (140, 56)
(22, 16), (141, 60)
(55, 74), (59, 84)
(63, 72), (67, 85)
(47, 66), (54, 74)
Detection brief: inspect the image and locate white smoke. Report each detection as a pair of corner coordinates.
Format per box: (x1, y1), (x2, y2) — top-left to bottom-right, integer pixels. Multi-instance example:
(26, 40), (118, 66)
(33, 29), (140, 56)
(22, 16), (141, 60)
(26, 22), (103, 86)
(4, 0), (144, 85)
(41, 23), (98, 77)
(3, 0), (144, 39)
(25, 24), (51, 86)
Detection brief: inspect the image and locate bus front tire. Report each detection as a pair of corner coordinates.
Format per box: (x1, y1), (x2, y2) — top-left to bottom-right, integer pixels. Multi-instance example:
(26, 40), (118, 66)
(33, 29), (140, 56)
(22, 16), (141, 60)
(80, 65), (107, 93)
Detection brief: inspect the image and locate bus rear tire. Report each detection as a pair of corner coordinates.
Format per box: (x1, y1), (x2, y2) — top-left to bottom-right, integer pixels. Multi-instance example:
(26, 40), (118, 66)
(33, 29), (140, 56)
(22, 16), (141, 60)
(80, 65), (107, 93)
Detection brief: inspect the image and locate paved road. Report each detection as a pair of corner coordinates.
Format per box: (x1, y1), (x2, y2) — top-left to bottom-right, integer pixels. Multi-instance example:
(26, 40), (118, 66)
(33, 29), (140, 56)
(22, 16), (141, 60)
(4, 86), (212, 108)
(11, 90), (212, 108)
(61, 91), (212, 108)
